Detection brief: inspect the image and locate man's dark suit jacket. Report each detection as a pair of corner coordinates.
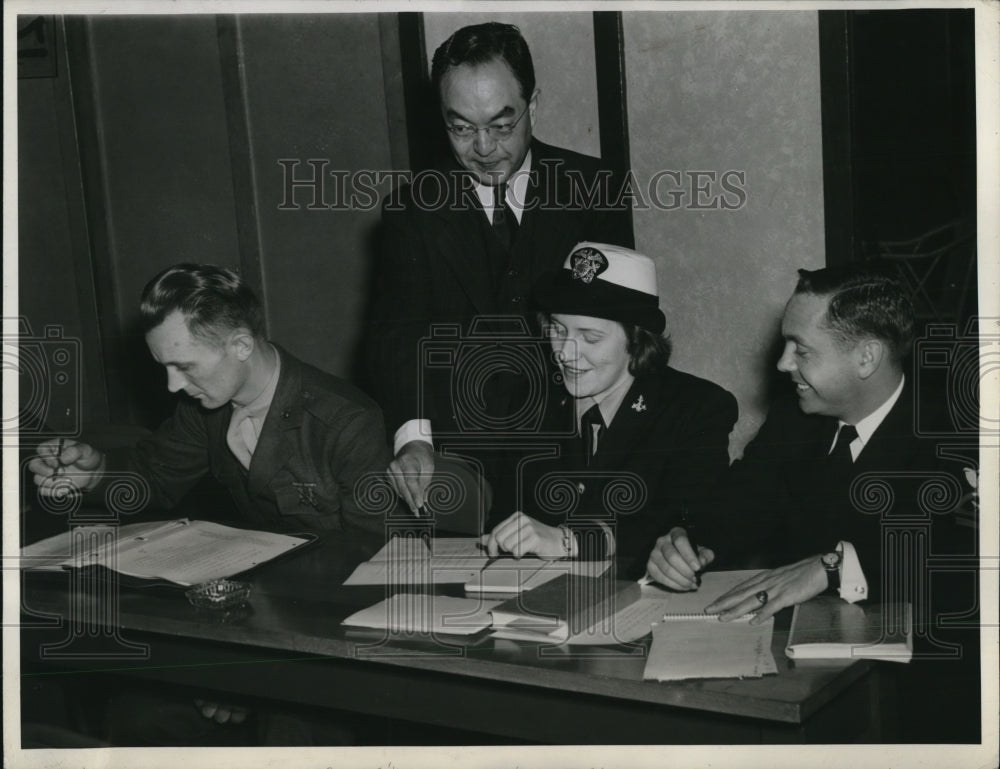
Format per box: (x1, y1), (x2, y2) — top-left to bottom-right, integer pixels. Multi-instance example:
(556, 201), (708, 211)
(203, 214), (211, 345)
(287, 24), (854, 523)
(522, 367), (737, 576)
(701, 381), (970, 595)
(367, 139), (634, 439)
(99, 346), (392, 535)
(700, 379), (979, 741)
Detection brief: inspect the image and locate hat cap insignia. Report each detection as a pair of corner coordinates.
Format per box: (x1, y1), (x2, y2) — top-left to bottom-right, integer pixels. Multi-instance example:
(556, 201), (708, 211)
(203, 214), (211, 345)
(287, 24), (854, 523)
(570, 247), (608, 284)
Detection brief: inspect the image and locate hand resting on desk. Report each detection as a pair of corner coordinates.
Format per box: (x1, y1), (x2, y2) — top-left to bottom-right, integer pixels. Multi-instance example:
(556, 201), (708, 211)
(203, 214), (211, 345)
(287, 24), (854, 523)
(29, 438), (106, 497)
(705, 556), (829, 625)
(481, 511), (569, 559)
(646, 526), (714, 591)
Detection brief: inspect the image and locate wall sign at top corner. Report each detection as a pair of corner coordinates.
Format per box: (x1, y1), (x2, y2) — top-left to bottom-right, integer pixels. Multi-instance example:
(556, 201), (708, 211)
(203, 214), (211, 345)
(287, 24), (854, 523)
(18, 15), (58, 79)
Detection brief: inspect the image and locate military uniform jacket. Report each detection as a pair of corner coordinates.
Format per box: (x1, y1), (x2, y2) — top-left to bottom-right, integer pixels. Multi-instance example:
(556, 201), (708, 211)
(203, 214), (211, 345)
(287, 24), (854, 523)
(522, 367), (737, 574)
(102, 346), (392, 535)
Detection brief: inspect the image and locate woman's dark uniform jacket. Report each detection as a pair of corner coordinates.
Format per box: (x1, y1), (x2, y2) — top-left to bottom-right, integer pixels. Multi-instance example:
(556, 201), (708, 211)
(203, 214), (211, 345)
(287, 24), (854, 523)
(95, 346), (392, 535)
(522, 366), (737, 578)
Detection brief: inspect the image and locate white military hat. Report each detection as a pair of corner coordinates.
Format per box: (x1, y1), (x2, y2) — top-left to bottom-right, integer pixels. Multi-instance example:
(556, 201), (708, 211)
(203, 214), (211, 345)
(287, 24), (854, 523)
(533, 242), (666, 333)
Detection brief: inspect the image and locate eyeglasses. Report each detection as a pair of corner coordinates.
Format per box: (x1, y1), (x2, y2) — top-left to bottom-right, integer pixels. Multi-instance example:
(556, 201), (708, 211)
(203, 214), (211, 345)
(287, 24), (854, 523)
(445, 103), (530, 142)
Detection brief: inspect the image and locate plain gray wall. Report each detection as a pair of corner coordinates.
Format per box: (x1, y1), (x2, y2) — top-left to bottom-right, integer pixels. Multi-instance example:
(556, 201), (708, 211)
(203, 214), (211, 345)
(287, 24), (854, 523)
(624, 11), (826, 455)
(237, 14), (392, 378)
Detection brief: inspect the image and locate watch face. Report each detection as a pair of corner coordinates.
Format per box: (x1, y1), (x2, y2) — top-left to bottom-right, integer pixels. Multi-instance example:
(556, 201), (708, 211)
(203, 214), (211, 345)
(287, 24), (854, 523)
(822, 551), (842, 569)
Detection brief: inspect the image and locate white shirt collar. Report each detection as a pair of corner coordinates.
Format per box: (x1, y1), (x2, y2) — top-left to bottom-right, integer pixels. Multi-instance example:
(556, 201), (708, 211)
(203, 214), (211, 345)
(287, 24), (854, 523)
(837, 374), (905, 457)
(474, 149), (532, 224)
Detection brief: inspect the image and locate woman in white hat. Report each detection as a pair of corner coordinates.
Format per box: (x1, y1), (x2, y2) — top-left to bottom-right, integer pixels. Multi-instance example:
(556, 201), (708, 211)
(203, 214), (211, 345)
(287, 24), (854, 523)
(480, 242), (738, 575)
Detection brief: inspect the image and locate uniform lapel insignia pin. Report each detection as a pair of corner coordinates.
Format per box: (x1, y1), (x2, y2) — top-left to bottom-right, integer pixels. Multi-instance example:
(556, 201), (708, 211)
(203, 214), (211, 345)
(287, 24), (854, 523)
(632, 395), (646, 412)
(293, 482), (319, 509)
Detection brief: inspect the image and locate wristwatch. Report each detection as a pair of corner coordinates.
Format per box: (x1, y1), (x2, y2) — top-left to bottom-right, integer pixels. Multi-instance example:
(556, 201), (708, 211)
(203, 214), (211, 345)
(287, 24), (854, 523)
(821, 549), (843, 594)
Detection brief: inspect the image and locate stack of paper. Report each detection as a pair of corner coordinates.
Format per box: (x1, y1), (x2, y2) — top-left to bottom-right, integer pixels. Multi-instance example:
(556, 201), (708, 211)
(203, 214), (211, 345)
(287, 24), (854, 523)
(20, 519), (310, 586)
(566, 569), (763, 646)
(643, 616), (777, 681)
(342, 536), (611, 589)
(490, 575), (641, 644)
(342, 536), (484, 585)
(342, 594), (501, 636)
(464, 558), (611, 593)
(634, 570), (779, 680)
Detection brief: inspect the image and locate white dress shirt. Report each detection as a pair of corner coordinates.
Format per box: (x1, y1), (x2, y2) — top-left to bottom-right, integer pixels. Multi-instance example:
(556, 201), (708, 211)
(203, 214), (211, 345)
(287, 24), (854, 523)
(832, 375), (906, 602)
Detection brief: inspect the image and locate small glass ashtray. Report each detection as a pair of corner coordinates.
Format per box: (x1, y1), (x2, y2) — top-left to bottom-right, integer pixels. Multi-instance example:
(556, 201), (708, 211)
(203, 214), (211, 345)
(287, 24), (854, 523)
(185, 578), (252, 610)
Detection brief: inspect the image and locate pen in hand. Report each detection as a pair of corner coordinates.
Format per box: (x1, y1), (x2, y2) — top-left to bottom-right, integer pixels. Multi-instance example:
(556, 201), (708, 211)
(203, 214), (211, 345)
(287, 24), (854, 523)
(681, 506), (702, 587)
(55, 437), (67, 473)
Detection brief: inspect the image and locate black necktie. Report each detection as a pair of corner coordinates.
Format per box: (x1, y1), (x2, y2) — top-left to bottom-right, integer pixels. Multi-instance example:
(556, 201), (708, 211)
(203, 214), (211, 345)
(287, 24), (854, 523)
(581, 404), (605, 466)
(828, 423), (859, 472)
(492, 183), (518, 251)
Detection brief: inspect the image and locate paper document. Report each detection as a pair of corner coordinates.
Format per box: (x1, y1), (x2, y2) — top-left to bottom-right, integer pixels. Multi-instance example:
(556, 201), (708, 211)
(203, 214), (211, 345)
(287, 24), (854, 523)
(342, 536), (489, 585)
(565, 571), (765, 645)
(565, 590), (672, 645)
(341, 536), (610, 588)
(464, 558), (612, 593)
(342, 594), (502, 635)
(644, 615), (777, 681)
(20, 519), (310, 586)
(651, 569), (765, 616)
(490, 576), (640, 644)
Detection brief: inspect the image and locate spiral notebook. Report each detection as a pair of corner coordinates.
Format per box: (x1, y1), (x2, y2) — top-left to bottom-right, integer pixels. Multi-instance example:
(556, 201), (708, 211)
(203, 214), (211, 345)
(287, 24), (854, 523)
(640, 570), (777, 681)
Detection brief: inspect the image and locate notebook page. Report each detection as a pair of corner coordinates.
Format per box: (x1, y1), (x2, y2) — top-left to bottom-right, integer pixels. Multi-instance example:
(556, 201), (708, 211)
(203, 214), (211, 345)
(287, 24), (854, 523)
(650, 570), (765, 617)
(643, 616), (777, 681)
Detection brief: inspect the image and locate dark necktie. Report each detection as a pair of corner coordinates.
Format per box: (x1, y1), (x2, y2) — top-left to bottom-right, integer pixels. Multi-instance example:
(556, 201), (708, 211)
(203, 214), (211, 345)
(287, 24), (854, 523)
(828, 423), (859, 473)
(492, 183), (518, 251)
(581, 404), (605, 466)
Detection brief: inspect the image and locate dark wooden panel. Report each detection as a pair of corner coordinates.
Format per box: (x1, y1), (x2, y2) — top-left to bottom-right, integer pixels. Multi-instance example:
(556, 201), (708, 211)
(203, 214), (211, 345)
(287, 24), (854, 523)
(818, 11), (857, 267)
(593, 11), (630, 172)
(215, 15), (267, 325)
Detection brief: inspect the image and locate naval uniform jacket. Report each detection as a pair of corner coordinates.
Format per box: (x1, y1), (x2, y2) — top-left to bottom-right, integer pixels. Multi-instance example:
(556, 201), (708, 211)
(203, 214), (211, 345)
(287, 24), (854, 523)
(522, 367), (737, 577)
(100, 346), (393, 535)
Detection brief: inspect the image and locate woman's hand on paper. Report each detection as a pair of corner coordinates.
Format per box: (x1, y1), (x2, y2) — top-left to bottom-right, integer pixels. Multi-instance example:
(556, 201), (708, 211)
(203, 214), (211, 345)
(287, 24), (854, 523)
(480, 511), (566, 559)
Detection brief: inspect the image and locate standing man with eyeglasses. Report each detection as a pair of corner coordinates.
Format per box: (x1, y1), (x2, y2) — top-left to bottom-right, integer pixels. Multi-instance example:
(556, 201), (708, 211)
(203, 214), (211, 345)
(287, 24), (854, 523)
(367, 22), (634, 524)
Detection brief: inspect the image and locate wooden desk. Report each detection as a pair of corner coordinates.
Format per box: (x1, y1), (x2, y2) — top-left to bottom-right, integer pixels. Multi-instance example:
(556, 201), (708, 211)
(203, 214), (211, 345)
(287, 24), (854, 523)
(20, 534), (890, 744)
